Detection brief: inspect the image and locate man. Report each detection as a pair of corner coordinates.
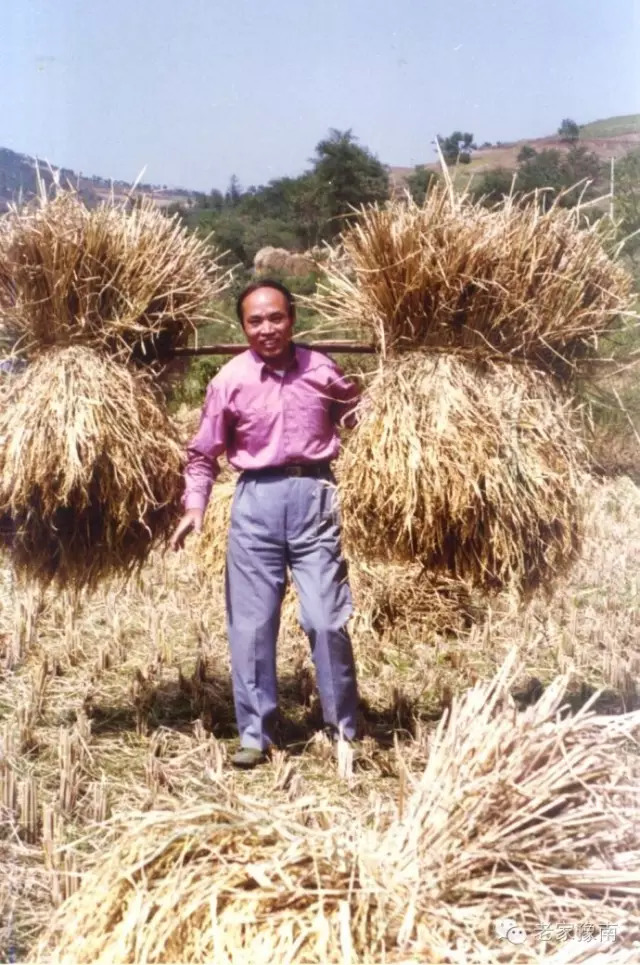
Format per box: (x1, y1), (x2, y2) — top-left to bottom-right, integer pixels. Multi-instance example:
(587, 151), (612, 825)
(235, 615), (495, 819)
(170, 279), (360, 769)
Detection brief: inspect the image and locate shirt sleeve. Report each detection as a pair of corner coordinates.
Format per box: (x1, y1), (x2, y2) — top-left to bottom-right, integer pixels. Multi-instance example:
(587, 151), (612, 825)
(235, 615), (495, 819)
(327, 360), (361, 430)
(183, 379), (230, 512)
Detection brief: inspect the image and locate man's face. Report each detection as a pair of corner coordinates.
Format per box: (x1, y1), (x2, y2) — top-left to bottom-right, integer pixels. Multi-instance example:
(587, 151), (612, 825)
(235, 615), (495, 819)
(241, 287), (295, 364)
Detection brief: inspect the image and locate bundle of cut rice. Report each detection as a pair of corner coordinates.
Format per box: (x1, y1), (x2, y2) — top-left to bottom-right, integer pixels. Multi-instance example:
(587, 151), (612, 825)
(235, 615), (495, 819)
(195, 477), (237, 578)
(0, 346), (183, 589)
(349, 561), (477, 637)
(33, 655), (640, 963)
(314, 188), (633, 382)
(338, 353), (585, 592)
(0, 189), (228, 372)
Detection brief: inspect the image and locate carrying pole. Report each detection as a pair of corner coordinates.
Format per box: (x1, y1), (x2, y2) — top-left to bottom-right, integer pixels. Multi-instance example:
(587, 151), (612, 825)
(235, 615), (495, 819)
(168, 340), (376, 358)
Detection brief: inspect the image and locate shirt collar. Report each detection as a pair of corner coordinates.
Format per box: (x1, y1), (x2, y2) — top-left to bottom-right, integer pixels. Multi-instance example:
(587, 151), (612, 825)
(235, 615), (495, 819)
(249, 343), (300, 378)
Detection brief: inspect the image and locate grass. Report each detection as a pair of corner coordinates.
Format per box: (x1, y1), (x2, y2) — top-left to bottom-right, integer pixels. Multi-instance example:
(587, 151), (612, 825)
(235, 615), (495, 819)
(1, 470), (640, 960)
(579, 114), (640, 138)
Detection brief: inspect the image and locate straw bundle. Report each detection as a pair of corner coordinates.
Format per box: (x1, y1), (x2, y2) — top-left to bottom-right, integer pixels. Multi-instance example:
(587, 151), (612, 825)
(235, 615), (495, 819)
(338, 354), (585, 592)
(314, 188), (632, 381)
(0, 190), (227, 369)
(0, 346), (183, 588)
(34, 655), (640, 963)
(350, 561), (476, 636)
(196, 478), (237, 578)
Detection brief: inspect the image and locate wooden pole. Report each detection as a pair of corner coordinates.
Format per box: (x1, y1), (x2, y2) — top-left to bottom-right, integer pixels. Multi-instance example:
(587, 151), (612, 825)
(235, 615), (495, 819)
(168, 339), (377, 358)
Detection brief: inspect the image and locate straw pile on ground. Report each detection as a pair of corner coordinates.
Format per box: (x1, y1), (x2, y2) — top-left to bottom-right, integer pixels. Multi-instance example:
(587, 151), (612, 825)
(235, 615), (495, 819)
(0, 190), (227, 370)
(314, 188), (632, 592)
(0, 346), (183, 589)
(338, 353), (586, 591)
(34, 655), (640, 963)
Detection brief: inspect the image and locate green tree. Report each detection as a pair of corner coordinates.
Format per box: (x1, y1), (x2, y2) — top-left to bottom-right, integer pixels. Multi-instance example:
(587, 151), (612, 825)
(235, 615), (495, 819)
(563, 144), (602, 185)
(242, 216), (299, 262)
(185, 128), (391, 264)
(209, 188), (224, 212)
(436, 131), (475, 165)
(517, 145), (537, 163)
(198, 209), (248, 264)
(516, 145), (603, 202)
(558, 118), (580, 142)
(311, 129), (389, 235)
(472, 168), (514, 204)
(225, 174), (243, 207)
(405, 165), (438, 205)
(615, 150), (640, 257)
(517, 149), (565, 193)
(471, 144), (604, 211)
(288, 173), (329, 248)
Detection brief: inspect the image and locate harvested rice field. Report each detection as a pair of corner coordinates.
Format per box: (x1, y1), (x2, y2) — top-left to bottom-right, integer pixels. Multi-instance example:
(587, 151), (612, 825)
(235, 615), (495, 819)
(1, 184), (639, 962)
(1, 471), (639, 963)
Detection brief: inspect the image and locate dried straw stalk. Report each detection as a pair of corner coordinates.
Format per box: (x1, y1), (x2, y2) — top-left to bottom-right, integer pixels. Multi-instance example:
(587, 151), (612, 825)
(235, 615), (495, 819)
(0, 189), (229, 370)
(338, 353), (586, 592)
(314, 187), (633, 381)
(0, 345), (183, 589)
(34, 654), (640, 963)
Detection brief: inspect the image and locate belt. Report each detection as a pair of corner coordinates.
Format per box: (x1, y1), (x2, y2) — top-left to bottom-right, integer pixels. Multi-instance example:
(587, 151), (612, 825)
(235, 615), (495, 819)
(240, 462), (332, 480)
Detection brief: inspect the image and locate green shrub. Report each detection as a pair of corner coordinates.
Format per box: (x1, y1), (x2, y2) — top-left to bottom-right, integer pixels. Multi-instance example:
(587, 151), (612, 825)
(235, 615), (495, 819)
(168, 357), (222, 410)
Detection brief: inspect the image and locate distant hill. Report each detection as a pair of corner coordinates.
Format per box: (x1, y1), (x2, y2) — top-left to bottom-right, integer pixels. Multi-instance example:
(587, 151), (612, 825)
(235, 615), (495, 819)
(389, 113), (640, 190)
(0, 146), (196, 212)
(2, 113), (639, 210)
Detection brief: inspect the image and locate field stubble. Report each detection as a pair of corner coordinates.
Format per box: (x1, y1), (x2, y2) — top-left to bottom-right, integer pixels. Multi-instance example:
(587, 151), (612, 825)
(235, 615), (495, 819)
(0, 475), (639, 960)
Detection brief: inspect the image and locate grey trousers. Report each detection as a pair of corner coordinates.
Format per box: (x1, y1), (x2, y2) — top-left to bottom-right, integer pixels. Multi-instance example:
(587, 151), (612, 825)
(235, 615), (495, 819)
(225, 469), (358, 750)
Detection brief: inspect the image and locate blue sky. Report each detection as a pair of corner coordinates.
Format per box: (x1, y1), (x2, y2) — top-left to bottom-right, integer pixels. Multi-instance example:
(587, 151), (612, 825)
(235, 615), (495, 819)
(2, 0), (638, 191)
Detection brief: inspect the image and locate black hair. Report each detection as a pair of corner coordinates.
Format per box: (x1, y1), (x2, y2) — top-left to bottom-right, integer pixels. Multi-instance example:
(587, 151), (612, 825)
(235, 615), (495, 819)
(235, 279), (296, 325)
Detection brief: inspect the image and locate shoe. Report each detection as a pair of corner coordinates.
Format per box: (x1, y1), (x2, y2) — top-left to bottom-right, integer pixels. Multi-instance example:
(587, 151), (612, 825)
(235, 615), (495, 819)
(231, 747), (267, 769)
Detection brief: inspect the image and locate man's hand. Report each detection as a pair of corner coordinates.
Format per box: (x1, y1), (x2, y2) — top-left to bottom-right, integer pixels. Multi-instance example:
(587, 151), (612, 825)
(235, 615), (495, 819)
(170, 509), (204, 551)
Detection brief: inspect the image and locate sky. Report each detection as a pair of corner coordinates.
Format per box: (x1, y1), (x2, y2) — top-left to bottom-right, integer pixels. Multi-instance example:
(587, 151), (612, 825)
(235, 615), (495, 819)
(2, 0), (639, 192)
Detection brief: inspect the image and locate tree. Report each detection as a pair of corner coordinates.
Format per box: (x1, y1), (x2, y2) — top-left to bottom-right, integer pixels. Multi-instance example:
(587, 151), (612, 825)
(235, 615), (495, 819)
(436, 131), (475, 165)
(615, 149), (640, 258)
(185, 128), (391, 264)
(289, 173), (329, 248)
(311, 129), (389, 235)
(516, 149), (564, 192)
(225, 174), (243, 207)
(242, 216), (299, 263)
(198, 209), (248, 264)
(209, 188), (224, 213)
(471, 168), (515, 205)
(558, 118), (580, 143)
(517, 145), (603, 201)
(517, 145), (537, 163)
(563, 145), (602, 185)
(406, 165), (438, 205)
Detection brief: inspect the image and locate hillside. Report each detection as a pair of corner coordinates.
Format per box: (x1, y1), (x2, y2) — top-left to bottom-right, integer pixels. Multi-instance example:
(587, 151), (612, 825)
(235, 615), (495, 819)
(0, 146), (195, 212)
(389, 112), (640, 188)
(1, 113), (639, 211)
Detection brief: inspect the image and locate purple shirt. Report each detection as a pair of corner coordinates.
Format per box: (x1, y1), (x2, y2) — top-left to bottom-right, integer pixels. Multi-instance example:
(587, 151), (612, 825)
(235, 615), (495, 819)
(183, 345), (360, 511)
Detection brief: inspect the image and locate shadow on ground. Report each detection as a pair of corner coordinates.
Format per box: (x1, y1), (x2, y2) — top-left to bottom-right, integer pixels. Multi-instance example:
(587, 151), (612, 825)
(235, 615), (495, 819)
(83, 666), (639, 753)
